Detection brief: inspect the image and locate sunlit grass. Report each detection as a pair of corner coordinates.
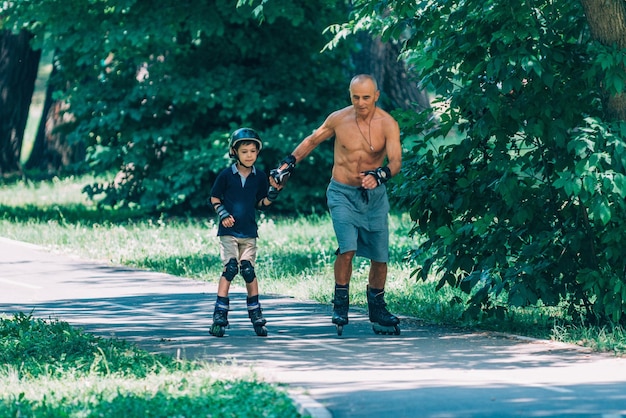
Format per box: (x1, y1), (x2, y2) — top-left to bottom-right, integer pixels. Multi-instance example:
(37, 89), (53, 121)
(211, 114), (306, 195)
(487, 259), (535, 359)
(1, 175), (626, 356)
(1, 370), (297, 418)
(0, 313), (301, 417)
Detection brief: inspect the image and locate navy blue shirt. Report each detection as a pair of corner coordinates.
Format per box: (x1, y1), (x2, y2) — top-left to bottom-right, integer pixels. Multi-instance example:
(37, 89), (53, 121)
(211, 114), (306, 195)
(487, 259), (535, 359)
(211, 164), (269, 238)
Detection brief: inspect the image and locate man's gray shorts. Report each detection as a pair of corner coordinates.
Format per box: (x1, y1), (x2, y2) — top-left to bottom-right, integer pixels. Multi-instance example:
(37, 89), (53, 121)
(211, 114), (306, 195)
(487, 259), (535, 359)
(326, 178), (390, 263)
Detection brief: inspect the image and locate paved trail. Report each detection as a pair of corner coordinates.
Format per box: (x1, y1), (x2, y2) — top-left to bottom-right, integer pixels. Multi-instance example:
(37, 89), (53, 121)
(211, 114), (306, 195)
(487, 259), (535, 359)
(2, 237), (626, 417)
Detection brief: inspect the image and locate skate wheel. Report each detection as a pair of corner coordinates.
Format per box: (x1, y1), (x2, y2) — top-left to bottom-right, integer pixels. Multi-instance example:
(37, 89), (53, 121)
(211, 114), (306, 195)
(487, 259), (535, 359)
(372, 324), (401, 335)
(210, 324), (226, 337)
(336, 324), (343, 336)
(254, 326), (268, 337)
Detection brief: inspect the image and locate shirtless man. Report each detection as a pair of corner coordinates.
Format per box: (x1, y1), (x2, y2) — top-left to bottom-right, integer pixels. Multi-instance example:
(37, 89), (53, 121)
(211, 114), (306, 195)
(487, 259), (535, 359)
(271, 74), (402, 335)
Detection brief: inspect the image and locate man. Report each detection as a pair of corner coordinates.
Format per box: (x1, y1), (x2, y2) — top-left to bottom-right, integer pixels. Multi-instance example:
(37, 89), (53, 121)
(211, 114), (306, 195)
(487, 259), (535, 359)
(272, 74), (402, 335)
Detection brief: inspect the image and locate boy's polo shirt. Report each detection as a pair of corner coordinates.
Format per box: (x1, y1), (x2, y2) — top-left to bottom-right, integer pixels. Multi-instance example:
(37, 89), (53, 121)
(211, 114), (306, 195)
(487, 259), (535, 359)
(211, 164), (268, 238)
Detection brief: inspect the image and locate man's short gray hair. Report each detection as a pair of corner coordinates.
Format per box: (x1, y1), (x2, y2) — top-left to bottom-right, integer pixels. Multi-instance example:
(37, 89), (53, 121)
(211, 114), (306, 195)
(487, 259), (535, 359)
(350, 74), (378, 91)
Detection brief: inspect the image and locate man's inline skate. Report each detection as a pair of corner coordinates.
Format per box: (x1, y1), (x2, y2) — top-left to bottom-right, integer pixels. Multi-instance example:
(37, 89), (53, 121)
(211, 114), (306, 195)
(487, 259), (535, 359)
(331, 286), (349, 336)
(248, 304), (268, 337)
(367, 286), (400, 335)
(209, 298), (229, 337)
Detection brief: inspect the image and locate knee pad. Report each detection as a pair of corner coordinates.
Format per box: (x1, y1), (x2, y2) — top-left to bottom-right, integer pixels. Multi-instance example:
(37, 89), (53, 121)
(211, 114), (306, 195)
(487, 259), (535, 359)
(240, 260), (256, 283)
(222, 258), (239, 281)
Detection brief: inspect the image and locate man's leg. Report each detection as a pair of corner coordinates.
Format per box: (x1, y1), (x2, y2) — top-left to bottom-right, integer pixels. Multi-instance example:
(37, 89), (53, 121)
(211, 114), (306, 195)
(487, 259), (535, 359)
(367, 260), (400, 334)
(368, 260), (387, 289)
(332, 251), (355, 332)
(334, 250), (355, 285)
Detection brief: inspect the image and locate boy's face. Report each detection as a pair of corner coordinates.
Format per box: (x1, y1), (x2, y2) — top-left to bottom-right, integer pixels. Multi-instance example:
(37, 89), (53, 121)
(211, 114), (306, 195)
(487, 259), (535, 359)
(235, 142), (259, 167)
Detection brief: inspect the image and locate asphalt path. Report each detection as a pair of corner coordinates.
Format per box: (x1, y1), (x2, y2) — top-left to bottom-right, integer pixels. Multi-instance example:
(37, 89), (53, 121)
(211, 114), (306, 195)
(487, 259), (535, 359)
(2, 237), (626, 417)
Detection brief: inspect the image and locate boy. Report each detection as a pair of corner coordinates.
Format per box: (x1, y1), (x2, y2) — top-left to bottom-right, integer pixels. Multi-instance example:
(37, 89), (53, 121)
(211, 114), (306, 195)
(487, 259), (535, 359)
(209, 127), (281, 337)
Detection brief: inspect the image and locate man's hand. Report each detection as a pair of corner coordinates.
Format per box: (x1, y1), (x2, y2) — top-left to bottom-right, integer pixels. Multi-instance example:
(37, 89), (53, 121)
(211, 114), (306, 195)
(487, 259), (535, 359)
(270, 154), (296, 185)
(360, 166), (392, 189)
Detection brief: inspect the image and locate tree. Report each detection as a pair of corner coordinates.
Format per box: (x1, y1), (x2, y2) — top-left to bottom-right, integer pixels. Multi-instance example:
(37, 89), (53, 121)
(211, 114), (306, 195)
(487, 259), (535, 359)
(580, 0), (626, 121)
(0, 29), (41, 176)
(337, 0), (626, 324)
(352, 32), (430, 112)
(3, 0), (355, 212)
(24, 63), (86, 174)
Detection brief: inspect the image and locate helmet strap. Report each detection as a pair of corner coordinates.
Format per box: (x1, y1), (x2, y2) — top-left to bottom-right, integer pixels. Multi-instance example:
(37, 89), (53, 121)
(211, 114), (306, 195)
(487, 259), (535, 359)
(234, 152), (253, 169)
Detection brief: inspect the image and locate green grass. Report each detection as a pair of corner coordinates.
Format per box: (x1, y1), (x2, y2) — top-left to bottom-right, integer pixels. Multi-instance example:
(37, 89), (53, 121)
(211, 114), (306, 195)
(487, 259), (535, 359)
(0, 175), (465, 323)
(1, 174), (625, 416)
(0, 313), (301, 417)
(3, 175), (626, 347)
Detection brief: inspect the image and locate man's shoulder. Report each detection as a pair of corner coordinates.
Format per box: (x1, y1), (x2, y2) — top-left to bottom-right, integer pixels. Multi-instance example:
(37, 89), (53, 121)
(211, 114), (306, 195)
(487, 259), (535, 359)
(375, 106), (397, 121)
(327, 106), (354, 123)
(376, 107), (400, 131)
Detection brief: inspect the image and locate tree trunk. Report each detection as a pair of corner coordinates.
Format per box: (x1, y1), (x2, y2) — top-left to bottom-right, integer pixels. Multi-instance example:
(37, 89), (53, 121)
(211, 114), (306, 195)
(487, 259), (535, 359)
(24, 63), (84, 173)
(0, 29), (41, 176)
(353, 33), (430, 112)
(23, 64), (55, 172)
(580, 0), (626, 121)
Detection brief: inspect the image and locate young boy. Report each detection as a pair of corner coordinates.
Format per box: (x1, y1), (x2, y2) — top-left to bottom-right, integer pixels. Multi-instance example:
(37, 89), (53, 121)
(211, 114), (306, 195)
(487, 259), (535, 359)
(209, 127), (281, 337)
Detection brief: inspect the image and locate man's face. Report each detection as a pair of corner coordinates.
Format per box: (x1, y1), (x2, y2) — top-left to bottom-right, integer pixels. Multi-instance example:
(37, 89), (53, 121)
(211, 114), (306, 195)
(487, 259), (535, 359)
(350, 79), (380, 116)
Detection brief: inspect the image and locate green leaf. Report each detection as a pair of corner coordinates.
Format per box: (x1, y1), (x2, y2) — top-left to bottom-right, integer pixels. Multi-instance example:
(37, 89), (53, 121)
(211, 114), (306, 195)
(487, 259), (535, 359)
(592, 196), (612, 225)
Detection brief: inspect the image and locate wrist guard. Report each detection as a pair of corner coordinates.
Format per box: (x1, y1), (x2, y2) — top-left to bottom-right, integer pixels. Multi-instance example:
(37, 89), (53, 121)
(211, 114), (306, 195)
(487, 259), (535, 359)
(267, 186), (281, 202)
(362, 166), (392, 186)
(214, 203), (231, 222)
(270, 154), (296, 185)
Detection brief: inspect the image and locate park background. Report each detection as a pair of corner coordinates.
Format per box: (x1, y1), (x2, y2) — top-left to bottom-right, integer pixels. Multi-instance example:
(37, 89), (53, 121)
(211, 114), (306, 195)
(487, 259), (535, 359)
(4, 1), (626, 415)
(2, 0), (626, 384)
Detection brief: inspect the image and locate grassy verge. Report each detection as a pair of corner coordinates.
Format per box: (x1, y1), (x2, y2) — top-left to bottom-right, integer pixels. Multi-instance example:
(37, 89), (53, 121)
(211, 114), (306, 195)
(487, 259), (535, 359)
(1, 175), (626, 356)
(0, 312), (301, 417)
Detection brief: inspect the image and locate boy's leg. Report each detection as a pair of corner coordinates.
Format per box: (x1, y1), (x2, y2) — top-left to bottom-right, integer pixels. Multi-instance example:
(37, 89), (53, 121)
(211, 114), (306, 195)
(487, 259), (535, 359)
(238, 238), (267, 335)
(246, 291), (267, 337)
(209, 294), (230, 337)
(211, 236), (239, 337)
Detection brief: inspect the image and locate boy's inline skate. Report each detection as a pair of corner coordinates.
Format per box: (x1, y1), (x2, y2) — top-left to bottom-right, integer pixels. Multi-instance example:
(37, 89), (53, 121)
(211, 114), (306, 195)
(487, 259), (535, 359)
(248, 304), (268, 337)
(367, 286), (400, 335)
(331, 286), (349, 336)
(209, 298), (230, 337)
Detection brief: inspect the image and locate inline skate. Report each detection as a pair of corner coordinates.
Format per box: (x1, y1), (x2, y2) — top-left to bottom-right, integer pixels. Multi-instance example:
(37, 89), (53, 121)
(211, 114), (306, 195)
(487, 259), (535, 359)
(209, 298), (229, 337)
(367, 286), (400, 335)
(332, 286), (349, 336)
(248, 304), (268, 337)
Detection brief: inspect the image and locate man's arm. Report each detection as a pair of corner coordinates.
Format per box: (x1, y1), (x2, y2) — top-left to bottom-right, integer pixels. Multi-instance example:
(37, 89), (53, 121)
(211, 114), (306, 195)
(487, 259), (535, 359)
(384, 117), (402, 177)
(291, 119), (336, 163)
(360, 117), (402, 189)
(271, 113), (337, 184)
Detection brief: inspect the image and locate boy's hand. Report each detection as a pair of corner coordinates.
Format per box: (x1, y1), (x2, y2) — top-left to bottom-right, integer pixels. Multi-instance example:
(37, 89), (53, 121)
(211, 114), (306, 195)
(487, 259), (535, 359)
(221, 216), (235, 228)
(267, 186), (281, 202)
(269, 176), (282, 189)
(215, 203), (235, 228)
(270, 154), (296, 185)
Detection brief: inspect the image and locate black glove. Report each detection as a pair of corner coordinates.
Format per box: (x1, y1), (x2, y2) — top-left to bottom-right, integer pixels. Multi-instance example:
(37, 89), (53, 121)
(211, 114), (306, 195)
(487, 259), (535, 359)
(270, 154), (296, 185)
(267, 186), (281, 202)
(214, 203), (231, 222)
(362, 166), (392, 186)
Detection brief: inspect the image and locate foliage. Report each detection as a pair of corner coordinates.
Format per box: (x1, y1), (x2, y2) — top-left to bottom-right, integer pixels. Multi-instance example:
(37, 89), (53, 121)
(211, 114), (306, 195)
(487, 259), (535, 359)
(334, 0), (626, 325)
(3, 0), (352, 213)
(0, 314), (301, 417)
